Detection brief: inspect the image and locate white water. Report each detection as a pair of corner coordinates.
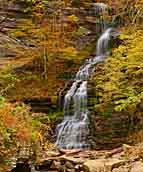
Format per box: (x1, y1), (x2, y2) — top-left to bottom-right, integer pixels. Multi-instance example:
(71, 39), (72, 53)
(92, 3), (108, 17)
(55, 3), (116, 149)
(96, 28), (112, 56)
(92, 3), (109, 32)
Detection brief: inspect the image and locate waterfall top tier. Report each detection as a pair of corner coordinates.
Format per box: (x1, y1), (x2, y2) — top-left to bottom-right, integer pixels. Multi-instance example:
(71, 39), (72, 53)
(92, 3), (109, 15)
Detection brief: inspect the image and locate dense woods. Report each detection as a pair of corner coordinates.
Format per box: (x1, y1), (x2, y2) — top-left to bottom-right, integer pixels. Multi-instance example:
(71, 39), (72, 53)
(0, 0), (143, 171)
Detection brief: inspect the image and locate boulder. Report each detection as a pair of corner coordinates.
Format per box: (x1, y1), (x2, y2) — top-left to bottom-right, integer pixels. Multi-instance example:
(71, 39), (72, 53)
(60, 155), (85, 164)
(66, 169), (75, 172)
(59, 149), (82, 155)
(83, 159), (126, 172)
(50, 160), (61, 170)
(112, 166), (129, 172)
(83, 159), (105, 172)
(65, 161), (75, 169)
(45, 151), (61, 157)
(105, 159), (126, 171)
(131, 162), (143, 172)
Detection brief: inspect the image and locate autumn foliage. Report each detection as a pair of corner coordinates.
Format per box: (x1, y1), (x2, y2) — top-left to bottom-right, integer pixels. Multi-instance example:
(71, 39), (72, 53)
(0, 97), (40, 168)
(0, 0), (143, 170)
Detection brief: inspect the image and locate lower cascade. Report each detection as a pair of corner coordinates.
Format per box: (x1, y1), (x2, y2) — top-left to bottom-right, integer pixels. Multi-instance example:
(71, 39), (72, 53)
(55, 27), (116, 149)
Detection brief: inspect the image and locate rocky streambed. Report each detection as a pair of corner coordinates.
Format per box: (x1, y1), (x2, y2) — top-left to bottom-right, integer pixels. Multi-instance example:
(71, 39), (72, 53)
(9, 144), (143, 172)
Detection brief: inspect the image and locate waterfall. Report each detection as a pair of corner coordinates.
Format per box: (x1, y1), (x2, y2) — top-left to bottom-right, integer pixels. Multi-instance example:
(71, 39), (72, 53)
(96, 28), (112, 56)
(91, 3), (109, 32)
(55, 3), (116, 149)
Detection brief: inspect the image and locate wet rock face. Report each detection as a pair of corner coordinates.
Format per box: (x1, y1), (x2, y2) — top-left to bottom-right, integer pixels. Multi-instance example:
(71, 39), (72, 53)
(90, 112), (132, 149)
(23, 97), (52, 113)
(0, 1), (29, 67)
(87, 78), (137, 149)
(0, 1), (25, 33)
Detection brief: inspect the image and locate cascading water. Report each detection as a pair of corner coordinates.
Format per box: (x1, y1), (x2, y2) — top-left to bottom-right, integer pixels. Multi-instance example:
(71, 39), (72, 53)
(93, 2), (108, 15)
(55, 4), (116, 149)
(91, 3), (109, 32)
(96, 28), (113, 56)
